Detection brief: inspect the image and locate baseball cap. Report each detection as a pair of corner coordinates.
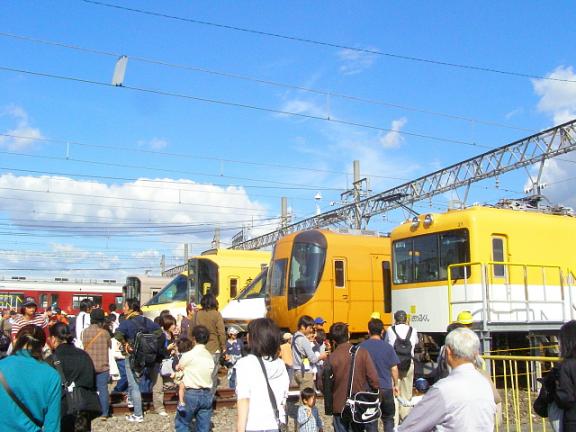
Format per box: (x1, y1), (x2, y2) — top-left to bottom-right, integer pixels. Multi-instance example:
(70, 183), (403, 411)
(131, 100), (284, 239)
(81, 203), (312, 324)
(22, 297), (37, 308)
(414, 378), (430, 392)
(283, 332), (292, 341)
(370, 312), (381, 320)
(227, 327), (239, 335)
(314, 317), (325, 325)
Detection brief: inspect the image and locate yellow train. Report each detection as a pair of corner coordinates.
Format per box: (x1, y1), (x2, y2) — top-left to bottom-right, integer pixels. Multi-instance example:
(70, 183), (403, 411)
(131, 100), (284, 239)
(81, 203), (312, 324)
(141, 248), (270, 320)
(267, 229), (391, 334)
(266, 205), (576, 341)
(390, 205), (576, 334)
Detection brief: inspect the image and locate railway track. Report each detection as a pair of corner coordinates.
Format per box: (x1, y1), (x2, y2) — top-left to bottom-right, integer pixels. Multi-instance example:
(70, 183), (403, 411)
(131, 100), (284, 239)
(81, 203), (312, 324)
(110, 387), (319, 414)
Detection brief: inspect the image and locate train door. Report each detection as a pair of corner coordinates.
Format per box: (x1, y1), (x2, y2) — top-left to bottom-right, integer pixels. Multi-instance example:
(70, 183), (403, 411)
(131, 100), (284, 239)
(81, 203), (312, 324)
(332, 258), (349, 323)
(369, 255), (391, 323)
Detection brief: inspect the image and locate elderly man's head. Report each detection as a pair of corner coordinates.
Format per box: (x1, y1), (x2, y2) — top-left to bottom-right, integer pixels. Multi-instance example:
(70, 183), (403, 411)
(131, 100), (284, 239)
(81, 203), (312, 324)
(445, 327), (480, 367)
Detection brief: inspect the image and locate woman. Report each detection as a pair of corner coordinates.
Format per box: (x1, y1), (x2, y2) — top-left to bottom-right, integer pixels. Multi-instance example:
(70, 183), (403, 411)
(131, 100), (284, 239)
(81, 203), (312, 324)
(0, 325), (61, 432)
(49, 322), (98, 432)
(556, 320), (576, 431)
(150, 313), (178, 415)
(10, 298), (49, 342)
(235, 318), (290, 432)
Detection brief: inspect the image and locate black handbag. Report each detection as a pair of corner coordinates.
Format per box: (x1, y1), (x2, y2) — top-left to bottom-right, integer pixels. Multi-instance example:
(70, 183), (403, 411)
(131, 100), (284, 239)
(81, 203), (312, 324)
(53, 355), (102, 419)
(341, 345), (381, 424)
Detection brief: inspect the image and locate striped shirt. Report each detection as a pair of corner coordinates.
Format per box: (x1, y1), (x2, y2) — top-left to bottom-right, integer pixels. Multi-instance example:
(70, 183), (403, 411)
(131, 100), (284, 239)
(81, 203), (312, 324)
(10, 313), (48, 337)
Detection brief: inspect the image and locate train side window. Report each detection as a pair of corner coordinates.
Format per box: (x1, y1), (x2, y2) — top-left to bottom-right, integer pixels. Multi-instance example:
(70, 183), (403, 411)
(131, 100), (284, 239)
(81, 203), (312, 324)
(230, 278), (238, 299)
(383, 261), (392, 313)
(492, 237), (506, 277)
(39, 293), (48, 308)
(334, 260), (345, 288)
(269, 259), (287, 296)
(50, 294), (59, 308)
(115, 296), (123, 309)
(72, 295), (102, 309)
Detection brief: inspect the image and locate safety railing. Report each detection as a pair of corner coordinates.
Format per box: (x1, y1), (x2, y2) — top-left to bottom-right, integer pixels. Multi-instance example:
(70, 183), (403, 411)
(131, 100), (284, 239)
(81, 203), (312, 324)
(447, 261), (568, 328)
(482, 354), (560, 432)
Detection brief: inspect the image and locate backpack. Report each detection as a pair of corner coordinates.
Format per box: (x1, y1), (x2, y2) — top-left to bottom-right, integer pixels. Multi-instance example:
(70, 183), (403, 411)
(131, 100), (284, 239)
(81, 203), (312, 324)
(0, 329), (10, 352)
(130, 317), (165, 376)
(392, 326), (413, 373)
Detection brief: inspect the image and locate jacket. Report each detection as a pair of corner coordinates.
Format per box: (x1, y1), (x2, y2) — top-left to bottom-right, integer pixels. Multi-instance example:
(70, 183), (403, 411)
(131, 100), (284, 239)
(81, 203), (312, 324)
(0, 349), (61, 432)
(188, 309), (226, 354)
(555, 358), (576, 431)
(322, 342), (379, 414)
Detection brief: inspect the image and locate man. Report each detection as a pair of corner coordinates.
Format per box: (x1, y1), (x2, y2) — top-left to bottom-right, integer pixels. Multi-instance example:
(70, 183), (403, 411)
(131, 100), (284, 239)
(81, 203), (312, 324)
(360, 318), (399, 432)
(174, 325), (215, 432)
(292, 315), (327, 390)
(322, 322), (380, 432)
(108, 303), (121, 331)
(82, 308), (112, 419)
(75, 298), (93, 348)
(11, 298), (49, 342)
(114, 298), (163, 423)
(398, 327), (495, 431)
(385, 310), (418, 422)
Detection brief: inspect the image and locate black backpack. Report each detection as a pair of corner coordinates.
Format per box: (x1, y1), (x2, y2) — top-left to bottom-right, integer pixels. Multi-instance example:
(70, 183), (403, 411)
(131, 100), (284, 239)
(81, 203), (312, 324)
(0, 329), (10, 353)
(392, 326), (413, 373)
(130, 317), (165, 376)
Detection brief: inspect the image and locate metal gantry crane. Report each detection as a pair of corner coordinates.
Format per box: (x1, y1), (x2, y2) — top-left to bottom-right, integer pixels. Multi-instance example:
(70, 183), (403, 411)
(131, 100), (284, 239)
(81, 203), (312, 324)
(231, 118), (576, 250)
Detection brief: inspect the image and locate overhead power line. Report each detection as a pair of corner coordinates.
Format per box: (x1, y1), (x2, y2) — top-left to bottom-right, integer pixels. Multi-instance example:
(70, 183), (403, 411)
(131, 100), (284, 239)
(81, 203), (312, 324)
(80, 0), (576, 84)
(0, 64), (492, 149)
(0, 31), (533, 132)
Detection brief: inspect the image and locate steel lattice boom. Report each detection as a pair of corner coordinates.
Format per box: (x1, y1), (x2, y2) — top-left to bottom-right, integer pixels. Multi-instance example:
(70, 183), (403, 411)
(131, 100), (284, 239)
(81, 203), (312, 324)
(231, 119), (576, 250)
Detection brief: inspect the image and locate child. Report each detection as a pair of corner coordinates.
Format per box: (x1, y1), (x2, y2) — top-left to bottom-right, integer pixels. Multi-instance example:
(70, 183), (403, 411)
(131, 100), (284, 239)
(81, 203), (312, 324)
(297, 387), (323, 432)
(224, 327), (243, 388)
(174, 337), (194, 416)
(397, 377), (430, 408)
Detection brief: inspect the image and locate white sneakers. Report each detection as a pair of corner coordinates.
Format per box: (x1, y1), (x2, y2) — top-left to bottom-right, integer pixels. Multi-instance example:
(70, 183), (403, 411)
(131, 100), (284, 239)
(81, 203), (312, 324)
(126, 414), (144, 423)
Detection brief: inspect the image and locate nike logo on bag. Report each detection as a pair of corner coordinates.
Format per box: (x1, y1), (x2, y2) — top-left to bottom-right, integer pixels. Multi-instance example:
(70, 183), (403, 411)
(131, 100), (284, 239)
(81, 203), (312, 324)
(361, 408), (377, 420)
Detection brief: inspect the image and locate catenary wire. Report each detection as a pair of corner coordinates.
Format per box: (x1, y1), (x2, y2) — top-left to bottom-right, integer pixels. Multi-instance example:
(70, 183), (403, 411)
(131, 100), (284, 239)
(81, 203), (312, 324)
(79, 0), (576, 84)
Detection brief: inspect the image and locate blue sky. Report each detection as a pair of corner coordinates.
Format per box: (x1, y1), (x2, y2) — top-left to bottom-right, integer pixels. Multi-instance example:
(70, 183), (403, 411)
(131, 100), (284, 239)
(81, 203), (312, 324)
(0, 1), (575, 279)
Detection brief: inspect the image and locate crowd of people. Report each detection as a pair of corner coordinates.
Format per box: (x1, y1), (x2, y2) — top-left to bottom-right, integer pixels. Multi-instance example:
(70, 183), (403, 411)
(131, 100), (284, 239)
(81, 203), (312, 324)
(1, 295), (576, 432)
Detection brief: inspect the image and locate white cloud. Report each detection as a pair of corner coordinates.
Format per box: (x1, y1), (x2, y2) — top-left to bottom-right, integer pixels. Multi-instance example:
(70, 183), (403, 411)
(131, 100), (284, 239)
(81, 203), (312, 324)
(0, 105), (43, 151)
(138, 137), (168, 151)
(337, 48), (378, 75)
(532, 66), (576, 125)
(380, 117), (408, 149)
(278, 99), (327, 118)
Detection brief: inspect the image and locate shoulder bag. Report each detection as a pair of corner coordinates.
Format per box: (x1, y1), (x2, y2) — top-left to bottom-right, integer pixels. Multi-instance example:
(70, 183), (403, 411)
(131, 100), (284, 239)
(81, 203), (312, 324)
(257, 356), (288, 432)
(0, 370), (43, 427)
(52, 354), (102, 419)
(341, 345), (381, 424)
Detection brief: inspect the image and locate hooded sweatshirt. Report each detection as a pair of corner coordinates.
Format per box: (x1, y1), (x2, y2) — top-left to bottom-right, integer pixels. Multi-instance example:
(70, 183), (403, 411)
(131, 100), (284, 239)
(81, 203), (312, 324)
(235, 354), (290, 431)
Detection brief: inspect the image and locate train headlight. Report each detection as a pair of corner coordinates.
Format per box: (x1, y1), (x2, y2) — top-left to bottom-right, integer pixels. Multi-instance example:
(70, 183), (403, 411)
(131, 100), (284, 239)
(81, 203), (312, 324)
(411, 216), (420, 229)
(423, 214), (433, 227)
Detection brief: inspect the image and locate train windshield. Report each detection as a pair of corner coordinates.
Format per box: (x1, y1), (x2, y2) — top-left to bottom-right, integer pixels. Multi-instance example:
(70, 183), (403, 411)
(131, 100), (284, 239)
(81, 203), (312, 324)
(124, 277), (141, 301)
(393, 229), (470, 284)
(237, 269), (267, 300)
(189, 258), (219, 304)
(146, 275), (188, 305)
(288, 232), (327, 309)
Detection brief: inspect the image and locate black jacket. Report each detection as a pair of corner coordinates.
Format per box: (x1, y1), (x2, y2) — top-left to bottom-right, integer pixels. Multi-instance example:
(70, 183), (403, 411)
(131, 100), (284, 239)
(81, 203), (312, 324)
(555, 358), (576, 431)
(47, 343), (96, 390)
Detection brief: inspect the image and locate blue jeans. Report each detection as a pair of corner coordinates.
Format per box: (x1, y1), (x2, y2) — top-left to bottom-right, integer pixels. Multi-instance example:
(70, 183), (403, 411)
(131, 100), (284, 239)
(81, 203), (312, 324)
(95, 371), (110, 417)
(113, 359), (128, 393)
(125, 357), (143, 417)
(174, 388), (213, 432)
(333, 414), (367, 432)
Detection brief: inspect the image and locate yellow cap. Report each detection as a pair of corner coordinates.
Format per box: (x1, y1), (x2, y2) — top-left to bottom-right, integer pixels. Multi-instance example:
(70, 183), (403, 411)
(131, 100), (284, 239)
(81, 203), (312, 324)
(370, 312), (381, 320)
(456, 310), (474, 325)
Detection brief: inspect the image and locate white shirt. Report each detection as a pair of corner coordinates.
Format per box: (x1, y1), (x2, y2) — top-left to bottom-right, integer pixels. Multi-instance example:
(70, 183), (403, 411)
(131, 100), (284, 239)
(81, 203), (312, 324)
(74, 311), (91, 348)
(180, 344), (214, 389)
(385, 323), (419, 357)
(235, 354), (290, 431)
(397, 363), (496, 432)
